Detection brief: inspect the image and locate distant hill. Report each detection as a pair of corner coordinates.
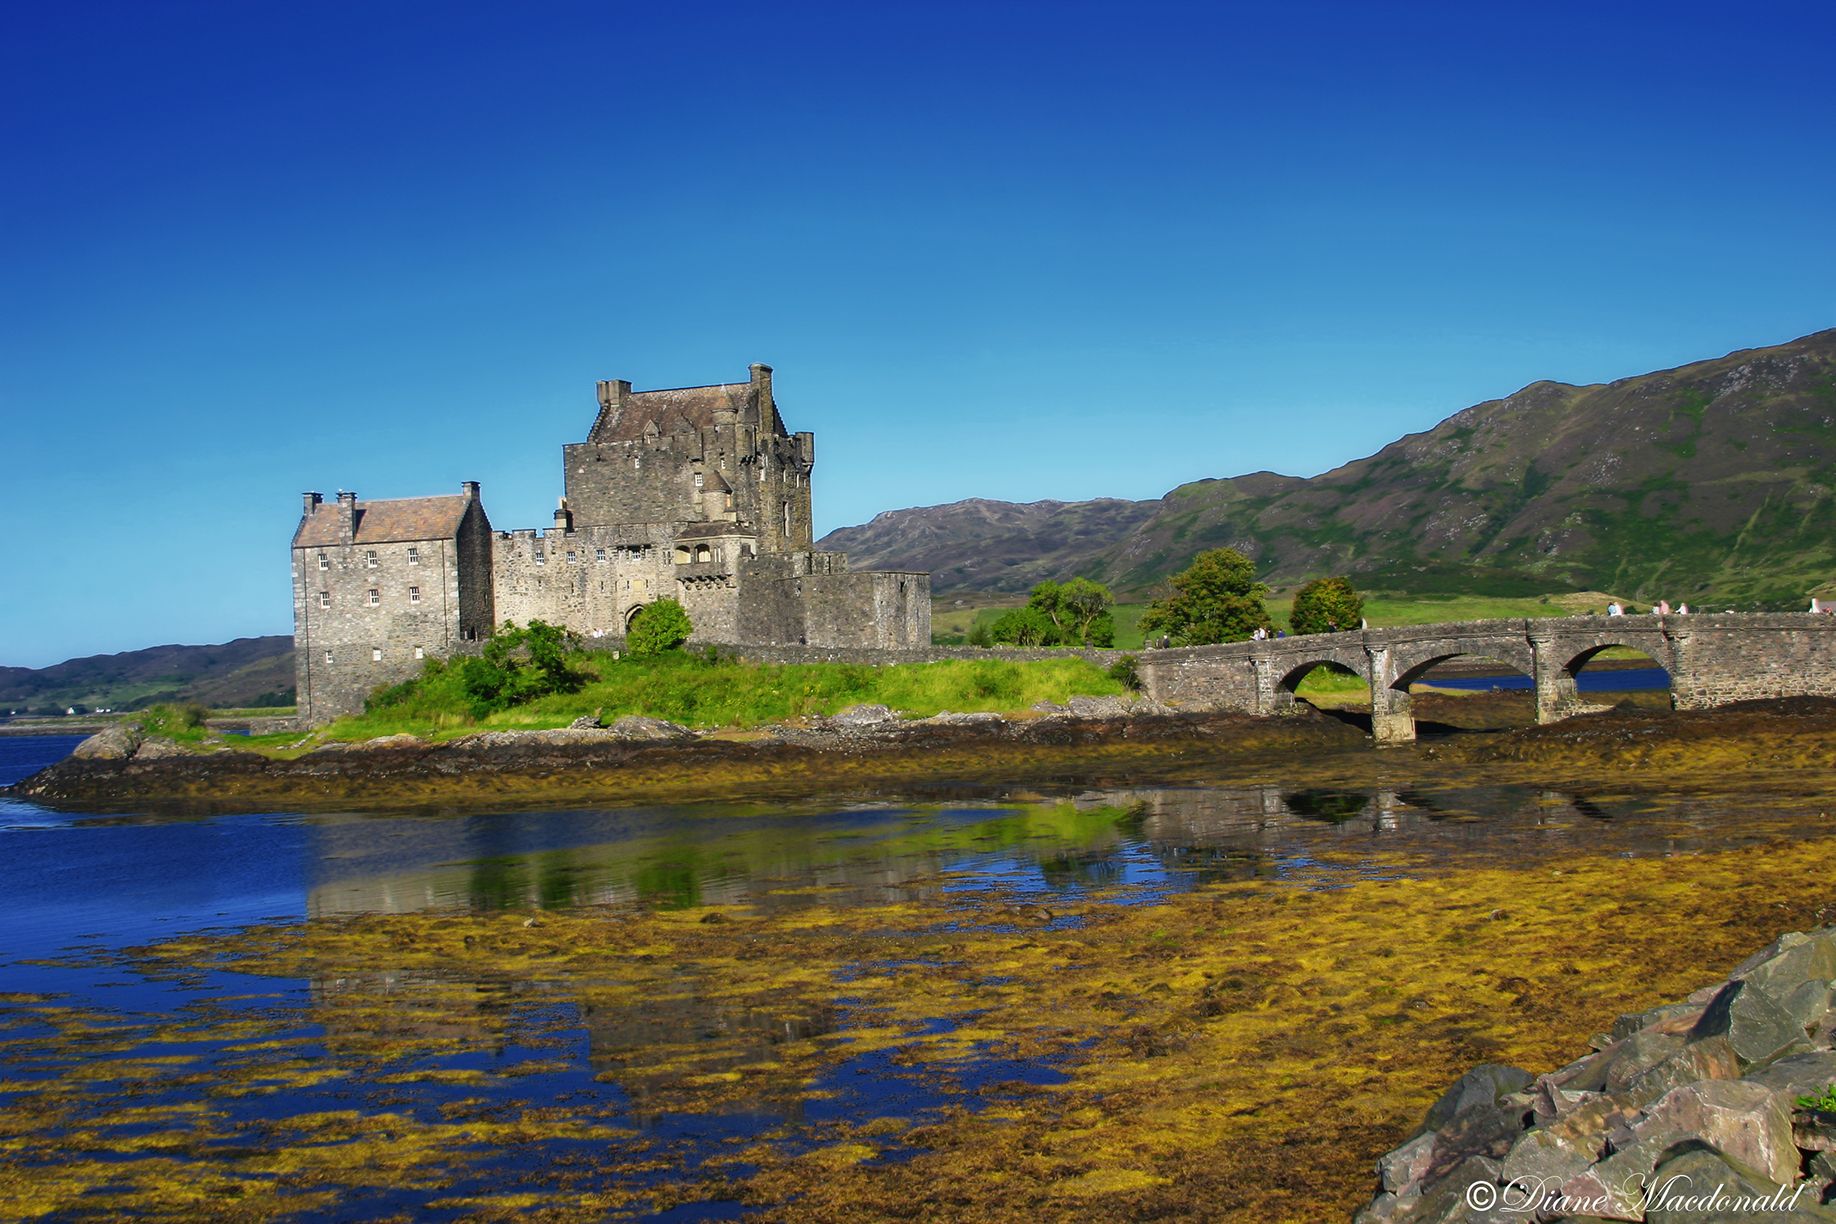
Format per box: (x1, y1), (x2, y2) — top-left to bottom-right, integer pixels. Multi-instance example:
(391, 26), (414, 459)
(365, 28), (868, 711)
(821, 329), (1836, 605)
(0, 637), (294, 714)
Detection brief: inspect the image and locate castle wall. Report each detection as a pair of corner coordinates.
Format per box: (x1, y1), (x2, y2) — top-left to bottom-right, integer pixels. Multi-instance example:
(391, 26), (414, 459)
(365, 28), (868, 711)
(293, 536), (467, 723)
(801, 570), (931, 648)
(490, 527), (674, 635)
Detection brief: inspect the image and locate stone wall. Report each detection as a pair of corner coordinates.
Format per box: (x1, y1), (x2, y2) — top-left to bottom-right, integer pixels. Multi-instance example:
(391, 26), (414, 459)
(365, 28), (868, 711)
(293, 536), (466, 723)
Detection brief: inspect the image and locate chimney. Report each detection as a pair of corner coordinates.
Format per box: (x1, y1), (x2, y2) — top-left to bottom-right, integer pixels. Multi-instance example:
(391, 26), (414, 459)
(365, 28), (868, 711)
(590, 379), (632, 442)
(461, 480), (480, 500)
(336, 490), (357, 543)
(302, 491), (323, 517)
(749, 362), (773, 408)
(554, 496), (573, 533)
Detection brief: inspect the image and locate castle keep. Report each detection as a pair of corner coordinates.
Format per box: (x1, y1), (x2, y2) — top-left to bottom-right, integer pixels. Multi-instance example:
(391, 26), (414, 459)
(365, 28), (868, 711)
(291, 364), (930, 723)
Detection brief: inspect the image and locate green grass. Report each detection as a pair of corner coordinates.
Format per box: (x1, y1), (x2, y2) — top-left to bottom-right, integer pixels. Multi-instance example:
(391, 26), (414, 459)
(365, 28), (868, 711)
(321, 651), (1127, 741)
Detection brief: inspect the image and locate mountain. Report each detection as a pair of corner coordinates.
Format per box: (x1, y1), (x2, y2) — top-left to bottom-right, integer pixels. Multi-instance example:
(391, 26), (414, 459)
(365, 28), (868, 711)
(820, 329), (1836, 604)
(0, 637), (294, 714)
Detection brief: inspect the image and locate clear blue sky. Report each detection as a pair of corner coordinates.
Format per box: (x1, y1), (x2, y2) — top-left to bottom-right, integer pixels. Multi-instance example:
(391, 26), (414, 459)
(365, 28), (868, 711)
(3, 1), (1832, 666)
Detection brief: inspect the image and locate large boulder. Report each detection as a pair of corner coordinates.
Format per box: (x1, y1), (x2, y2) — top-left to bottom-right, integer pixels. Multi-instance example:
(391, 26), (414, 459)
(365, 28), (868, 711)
(1644, 1144), (1836, 1223)
(70, 724), (141, 760)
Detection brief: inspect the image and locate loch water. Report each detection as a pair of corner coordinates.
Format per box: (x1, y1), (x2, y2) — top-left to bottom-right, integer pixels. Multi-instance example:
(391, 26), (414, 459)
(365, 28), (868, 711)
(2, 731), (1829, 1219)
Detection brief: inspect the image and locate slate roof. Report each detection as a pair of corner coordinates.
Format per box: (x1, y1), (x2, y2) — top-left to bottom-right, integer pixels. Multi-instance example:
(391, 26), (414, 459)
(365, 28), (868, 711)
(593, 383), (752, 442)
(294, 495), (471, 548)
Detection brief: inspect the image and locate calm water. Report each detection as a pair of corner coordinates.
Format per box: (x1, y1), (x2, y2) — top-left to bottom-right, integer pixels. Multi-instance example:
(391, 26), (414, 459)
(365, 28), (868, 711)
(1, 732), (1825, 1218)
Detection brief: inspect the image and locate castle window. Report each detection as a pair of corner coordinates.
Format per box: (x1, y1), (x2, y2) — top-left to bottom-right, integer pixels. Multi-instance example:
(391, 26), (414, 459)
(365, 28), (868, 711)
(368, 589), (380, 606)
(694, 473), (704, 489)
(407, 546), (420, 564)
(534, 548), (546, 566)
(595, 548), (607, 563)
(372, 647), (382, 662)
(567, 550), (577, 564)
(366, 550), (378, 568)
(318, 591), (330, 609)
(409, 586), (420, 604)
(695, 544), (711, 563)
(317, 553), (328, 570)
(323, 649), (333, 664)
(413, 645), (424, 660)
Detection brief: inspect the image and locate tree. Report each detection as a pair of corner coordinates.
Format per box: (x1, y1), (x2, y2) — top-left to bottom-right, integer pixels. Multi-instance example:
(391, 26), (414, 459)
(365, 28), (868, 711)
(627, 599), (693, 656)
(1290, 576), (1365, 636)
(1027, 577), (1116, 646)
(1139, 548), (1272, 645)
(988, 605), (1056, 647)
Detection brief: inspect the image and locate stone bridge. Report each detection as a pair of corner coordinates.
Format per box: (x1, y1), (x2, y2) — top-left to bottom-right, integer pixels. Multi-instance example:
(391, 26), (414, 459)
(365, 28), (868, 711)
(1134, 613), (1836, 744)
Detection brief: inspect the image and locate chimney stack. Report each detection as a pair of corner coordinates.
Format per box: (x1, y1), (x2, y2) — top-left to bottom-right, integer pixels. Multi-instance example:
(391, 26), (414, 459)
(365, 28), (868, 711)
(461, 480), (479, 500)
(302, 491), (323, 517)
(336, 490), (357, 543)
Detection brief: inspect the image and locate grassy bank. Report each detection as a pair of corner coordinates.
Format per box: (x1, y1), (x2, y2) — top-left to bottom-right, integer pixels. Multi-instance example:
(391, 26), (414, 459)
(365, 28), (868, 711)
(321, 651), (1129, 743)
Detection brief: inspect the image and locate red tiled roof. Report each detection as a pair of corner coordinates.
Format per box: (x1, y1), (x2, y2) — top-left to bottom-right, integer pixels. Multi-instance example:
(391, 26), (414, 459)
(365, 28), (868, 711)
(294, 495), (471, 548)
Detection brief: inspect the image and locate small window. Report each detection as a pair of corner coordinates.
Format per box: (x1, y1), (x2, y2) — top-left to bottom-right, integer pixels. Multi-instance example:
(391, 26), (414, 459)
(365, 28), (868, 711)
(413, 645), (424, 660)
(595, 548), (606, 563)
(372, 647), (382, 662)
(368, 589), (380, 606)
(407, 546), (420, 564)
(409, 586), (420, 604)
(566, 550), (577, 564)
(317, 553), (328, 570)
(323, 649), (333, 664)
(534, 548), (546, 566)
(622, 578), (630, 590)
(318, 591), (330, 609)
(366, 550), (378, 568)
(694, 473), (704, 489)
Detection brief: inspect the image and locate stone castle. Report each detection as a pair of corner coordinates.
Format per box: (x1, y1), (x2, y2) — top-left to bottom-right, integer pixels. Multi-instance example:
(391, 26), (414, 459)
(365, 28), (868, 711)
(291, 364), (929, 723)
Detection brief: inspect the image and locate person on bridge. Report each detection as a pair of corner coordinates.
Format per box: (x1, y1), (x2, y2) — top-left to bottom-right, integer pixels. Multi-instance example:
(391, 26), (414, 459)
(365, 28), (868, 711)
(1607, 602), (1624, 616)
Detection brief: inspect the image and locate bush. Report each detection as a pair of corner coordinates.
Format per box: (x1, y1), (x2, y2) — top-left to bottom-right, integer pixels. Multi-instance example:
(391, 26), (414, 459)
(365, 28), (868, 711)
(1107, 654), (1142, 692)
(365, 620), (585, 720)
(1291, 576), (1365, 635)
(628, 599), (694, 656)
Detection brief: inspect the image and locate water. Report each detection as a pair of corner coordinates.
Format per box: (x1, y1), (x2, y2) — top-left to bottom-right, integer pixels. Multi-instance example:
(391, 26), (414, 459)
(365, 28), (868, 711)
(2, 732), (1827, 1217)
(1426, 665), (1671, 692)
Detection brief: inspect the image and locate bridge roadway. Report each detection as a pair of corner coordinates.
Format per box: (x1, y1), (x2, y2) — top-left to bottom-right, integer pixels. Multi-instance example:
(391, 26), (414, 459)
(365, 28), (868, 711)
(1132, 613), (1836, 744)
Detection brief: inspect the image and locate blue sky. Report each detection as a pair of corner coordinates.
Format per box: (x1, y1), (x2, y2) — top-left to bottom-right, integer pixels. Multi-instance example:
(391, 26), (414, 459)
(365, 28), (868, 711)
(3, 0), (1832, 666)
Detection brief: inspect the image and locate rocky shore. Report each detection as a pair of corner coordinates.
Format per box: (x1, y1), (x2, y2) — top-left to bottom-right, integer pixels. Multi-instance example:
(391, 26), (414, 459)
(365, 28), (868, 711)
(1361, 928), (1836, 1223)
(6, 699), (1368, 811)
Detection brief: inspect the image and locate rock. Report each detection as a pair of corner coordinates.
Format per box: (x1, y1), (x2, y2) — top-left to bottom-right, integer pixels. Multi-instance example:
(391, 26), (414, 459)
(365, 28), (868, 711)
(1644, 1143), (1836, 1222)
(1612, 1002), (1707, 1042)
(924, 711), (1005, 726)
(568, 713), (603, 729)
(606, 715), (695, 741)
(829, 704), (898, 728)
(1499, 1127), (1594, 1194)
(1604, 1030), (1687, 1092)
(70, 724), (141, 760)
(1415, 1064), (1534, 1138)
(1031, 700), (1068, 714)
(1627, 1035), (1742, 1102)
(132, 736), (191, 759)
(1400, 1154), (1502, 1223)
(1690, 978), (1812, 1068)
(1377, 1132), (1435, 1194)
(1067, 694), (1130, 717)
(1594, 1080), (1800, 1194)
(1747, 1050), (1836, 1107)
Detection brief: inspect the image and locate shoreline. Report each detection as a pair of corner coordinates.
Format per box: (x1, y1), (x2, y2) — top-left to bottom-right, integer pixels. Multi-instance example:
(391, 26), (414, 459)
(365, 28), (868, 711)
(13, 695), (1836, 814)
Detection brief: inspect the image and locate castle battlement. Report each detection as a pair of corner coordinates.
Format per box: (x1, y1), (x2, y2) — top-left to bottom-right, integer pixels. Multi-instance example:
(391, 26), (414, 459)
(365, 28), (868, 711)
(290, 365), (930, 723)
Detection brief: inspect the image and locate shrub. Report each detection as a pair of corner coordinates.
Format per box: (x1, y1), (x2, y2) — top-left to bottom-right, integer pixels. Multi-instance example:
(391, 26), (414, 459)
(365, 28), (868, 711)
(1291, 576), (1365, 635)
(138, 702), (210, 738)
(628, 599), (694, 656)
(1107, 654), (1142, 692)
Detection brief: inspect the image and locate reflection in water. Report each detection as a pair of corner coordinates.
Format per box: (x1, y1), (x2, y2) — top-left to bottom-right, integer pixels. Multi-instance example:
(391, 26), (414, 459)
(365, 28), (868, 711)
(7, 729), (1836, 1219)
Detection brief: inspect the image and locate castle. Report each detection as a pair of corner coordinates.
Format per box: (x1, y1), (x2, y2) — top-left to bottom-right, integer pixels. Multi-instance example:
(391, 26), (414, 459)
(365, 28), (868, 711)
(290, 364), (930, 723)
